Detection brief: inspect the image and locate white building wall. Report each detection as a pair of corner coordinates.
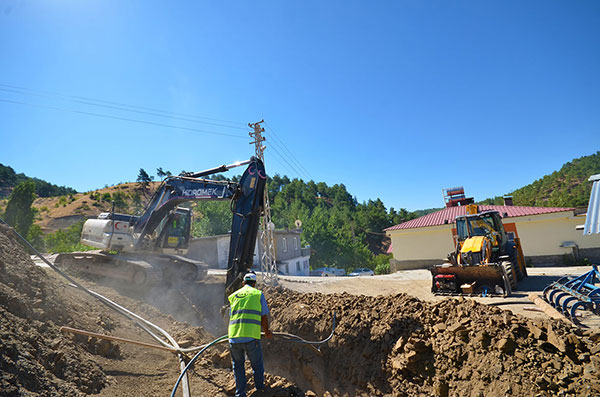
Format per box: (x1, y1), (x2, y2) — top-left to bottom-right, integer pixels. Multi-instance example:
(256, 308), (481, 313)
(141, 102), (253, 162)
(511, 212), (600, 256)
(216, 236), (230, 269)
(278, 255), (311, 276)
(389, 224), (455, 262)
(387, 211), (600, 266)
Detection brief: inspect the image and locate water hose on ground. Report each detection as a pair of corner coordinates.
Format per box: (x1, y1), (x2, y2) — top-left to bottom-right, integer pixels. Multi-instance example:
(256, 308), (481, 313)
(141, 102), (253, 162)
(0, 218), (191, 396)
(170, 312), (337, 397)
(2, 218), (338, 396)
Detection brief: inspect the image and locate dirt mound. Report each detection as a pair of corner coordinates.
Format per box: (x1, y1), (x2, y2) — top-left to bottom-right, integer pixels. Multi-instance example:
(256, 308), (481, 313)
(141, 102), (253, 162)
(0, 225), (308, 396)
(263, 286), (600, 396)
(0, 224), (106, 395)
(5, 219), (600, 396)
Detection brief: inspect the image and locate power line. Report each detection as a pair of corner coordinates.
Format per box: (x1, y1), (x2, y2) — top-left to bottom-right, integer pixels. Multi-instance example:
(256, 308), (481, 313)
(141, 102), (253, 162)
(264, 121), (312, 178)
(264, 150), (297, 177)
(263, 141), (304, 179)
(0, 82), (313, 178)
(263, 131), (309, 180)
(0, 85), (247, 130)
(263, 121), (313, 180)
(0, 98), (248, 139)
(0, 82), (247, 125)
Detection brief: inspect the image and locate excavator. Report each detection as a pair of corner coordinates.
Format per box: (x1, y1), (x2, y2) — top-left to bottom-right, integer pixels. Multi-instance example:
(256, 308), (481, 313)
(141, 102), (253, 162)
(55, 157), (266, 296)
(430, 204), (527, 297)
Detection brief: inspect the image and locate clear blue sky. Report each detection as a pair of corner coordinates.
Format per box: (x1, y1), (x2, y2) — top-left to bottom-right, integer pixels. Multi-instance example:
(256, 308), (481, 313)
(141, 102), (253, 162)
(1, 1), (599, 211)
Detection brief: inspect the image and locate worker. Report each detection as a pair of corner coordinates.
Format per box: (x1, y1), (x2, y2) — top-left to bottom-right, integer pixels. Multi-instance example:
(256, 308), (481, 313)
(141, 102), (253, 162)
(228, 272), (272, 397)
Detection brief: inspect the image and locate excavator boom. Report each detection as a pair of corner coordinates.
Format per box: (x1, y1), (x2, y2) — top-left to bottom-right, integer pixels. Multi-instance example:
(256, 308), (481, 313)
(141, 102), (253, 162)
(56, 157), (267, 292)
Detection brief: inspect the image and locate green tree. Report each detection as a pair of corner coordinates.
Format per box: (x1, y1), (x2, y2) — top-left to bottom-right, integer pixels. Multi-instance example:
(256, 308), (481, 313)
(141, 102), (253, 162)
(27, 224), (45, 252)
(374, 254), (392, 274)
(111, 191), (129, 212)
(136, 168), (154, 201)
(191, 202), (232, 237)
(5, 180), (36, 236)
(479, 151), (600, 208)
(44, 220), (92, 253)
(156, 167), (172, 179)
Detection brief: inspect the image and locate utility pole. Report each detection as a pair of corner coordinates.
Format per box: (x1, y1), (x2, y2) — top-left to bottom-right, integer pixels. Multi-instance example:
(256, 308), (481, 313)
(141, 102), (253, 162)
(249, 120), (279, 286)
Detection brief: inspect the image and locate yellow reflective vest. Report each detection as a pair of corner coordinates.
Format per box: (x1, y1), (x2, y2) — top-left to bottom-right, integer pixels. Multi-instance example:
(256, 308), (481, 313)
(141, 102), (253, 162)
(228, 284), (263, 339)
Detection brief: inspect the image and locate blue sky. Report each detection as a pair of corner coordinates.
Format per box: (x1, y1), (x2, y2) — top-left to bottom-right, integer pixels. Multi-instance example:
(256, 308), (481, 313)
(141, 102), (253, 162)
(1, 1), (599, 211)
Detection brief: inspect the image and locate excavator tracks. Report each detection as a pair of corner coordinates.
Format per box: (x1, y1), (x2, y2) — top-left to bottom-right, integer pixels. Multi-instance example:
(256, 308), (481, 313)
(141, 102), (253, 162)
(54, 251), (206, 288)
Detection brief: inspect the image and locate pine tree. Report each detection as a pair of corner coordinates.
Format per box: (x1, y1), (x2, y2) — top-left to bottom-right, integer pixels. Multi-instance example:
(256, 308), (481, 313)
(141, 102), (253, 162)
(5, 180), (36, 237)
(136, 168), (153, 199)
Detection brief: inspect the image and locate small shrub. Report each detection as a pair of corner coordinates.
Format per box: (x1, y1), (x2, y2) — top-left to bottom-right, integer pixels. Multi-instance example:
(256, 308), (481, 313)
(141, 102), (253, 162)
(374, 254), (392, 275)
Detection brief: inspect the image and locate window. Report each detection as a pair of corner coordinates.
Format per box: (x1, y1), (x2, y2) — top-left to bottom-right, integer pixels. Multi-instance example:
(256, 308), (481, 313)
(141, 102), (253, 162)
(282, 237), (287, 252)
(285, 264), (289, 274)
(303, 260), (308, 269)
(294, 237), (299, 250)
(506, 231), (516, 241)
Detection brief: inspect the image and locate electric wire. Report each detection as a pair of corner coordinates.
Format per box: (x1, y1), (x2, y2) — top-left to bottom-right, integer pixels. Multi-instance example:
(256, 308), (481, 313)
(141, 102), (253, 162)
(263, 150), (297, 178)
(1, 82), (311, 182)
(263, 134), (307, 180)
(0, 86), (246, 131)
(264, 121), (313, 180)
(264, 141), (304, 179)
(0, 98), (247, 139)
(0, 82), (246, 127)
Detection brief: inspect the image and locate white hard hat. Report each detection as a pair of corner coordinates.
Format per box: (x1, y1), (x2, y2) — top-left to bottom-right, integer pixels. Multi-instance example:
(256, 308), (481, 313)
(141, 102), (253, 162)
(243, 273), (257, 282)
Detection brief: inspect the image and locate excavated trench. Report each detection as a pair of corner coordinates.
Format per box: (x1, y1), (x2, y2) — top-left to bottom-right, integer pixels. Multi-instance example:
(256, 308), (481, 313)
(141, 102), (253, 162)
(261, 286), (600, 396)
(3, 223), (600, 396)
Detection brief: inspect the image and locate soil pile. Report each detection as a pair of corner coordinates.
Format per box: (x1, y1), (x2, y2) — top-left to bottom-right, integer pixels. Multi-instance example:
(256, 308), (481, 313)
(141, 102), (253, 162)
(4, 219), (600, 397)
(0, 224), (106, 396)
(0, 225), (306, 396)
(264, 287), (600, 396)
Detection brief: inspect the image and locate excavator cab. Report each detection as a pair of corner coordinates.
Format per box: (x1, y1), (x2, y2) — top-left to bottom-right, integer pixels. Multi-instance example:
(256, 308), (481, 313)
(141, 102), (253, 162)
(157, 208), (192, 252)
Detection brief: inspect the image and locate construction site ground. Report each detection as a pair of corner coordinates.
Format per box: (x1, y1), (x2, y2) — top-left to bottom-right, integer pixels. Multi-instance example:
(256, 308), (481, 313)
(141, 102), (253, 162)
(277, 266), (600, 327)
(4, 224), (600, 396)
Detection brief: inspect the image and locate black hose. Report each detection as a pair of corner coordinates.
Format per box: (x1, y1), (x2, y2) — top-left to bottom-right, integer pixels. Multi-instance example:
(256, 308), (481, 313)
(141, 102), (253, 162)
(170, 312), (337, 397)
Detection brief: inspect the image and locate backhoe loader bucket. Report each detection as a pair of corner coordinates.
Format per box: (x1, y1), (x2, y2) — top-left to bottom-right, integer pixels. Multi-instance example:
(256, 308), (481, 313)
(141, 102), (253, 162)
(431, 261), (517, 297)
(543, 265), (600, 320)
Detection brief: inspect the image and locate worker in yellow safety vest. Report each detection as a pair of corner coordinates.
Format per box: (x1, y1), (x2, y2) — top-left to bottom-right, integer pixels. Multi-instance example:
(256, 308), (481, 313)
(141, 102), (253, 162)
(228, 272), (272, 397)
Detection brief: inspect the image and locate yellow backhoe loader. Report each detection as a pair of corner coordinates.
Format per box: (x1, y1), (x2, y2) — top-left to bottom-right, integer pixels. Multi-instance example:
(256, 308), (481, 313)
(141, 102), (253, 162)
(430, 204), (527, 297)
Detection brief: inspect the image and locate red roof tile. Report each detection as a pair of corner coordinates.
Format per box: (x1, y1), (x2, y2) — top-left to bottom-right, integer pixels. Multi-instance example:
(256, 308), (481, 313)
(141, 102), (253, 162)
(385, 205), (574, 231)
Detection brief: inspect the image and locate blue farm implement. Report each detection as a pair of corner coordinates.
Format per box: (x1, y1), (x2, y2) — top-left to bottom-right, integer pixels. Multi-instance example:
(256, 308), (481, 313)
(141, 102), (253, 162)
(543, 265), (600, 321)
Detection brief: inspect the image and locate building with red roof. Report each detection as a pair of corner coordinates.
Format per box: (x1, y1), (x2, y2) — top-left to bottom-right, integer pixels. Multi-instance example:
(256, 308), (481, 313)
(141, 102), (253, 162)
(385, 199), (600, 271)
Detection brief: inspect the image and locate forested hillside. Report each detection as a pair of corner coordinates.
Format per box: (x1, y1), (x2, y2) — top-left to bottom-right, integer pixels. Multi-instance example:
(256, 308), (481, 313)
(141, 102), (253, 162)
(478, 152), (600, 207)
(191, 175), (416, 271)
(3, 151), (598, 273)
(510, 151), (600, 207)
(0, 164), (77, 198)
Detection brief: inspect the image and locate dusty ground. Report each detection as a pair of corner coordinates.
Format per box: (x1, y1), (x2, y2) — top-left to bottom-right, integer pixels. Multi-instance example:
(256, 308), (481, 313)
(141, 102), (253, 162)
(4, 224), (600, 396)
(276, 266), (600, 326)
(1, 226), (303, 397)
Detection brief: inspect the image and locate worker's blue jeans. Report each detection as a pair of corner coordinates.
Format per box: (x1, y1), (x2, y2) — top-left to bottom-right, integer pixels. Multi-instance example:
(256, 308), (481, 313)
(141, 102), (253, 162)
(230, 339), (264, 397)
